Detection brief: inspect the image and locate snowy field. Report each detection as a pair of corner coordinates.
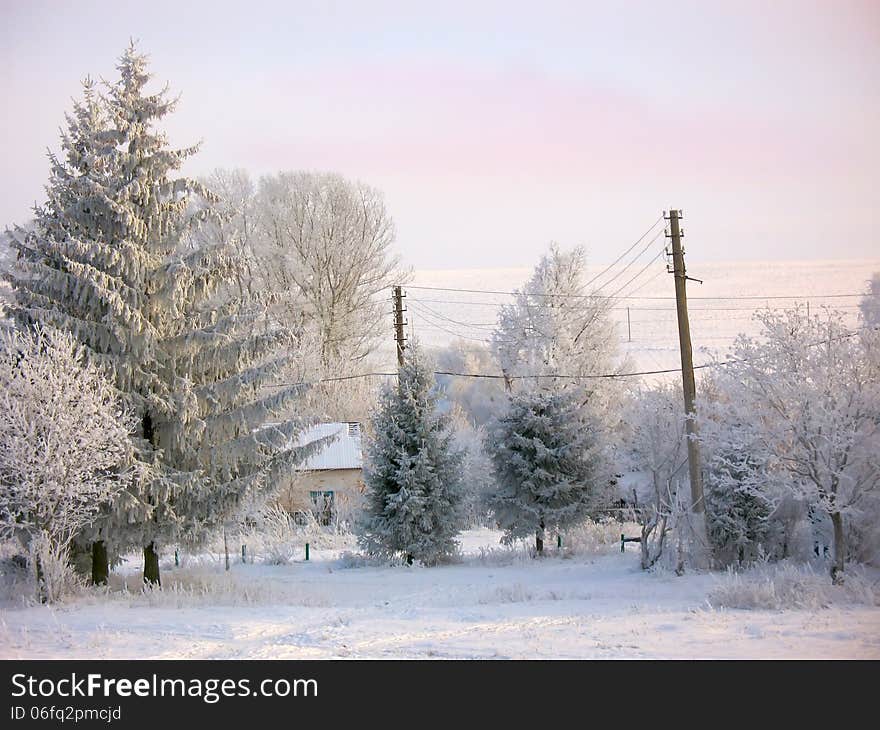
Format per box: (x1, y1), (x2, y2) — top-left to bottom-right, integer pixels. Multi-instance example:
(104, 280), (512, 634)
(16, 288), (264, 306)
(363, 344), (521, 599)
(2, 529), (878, 660)
(383, 258), (880, 376)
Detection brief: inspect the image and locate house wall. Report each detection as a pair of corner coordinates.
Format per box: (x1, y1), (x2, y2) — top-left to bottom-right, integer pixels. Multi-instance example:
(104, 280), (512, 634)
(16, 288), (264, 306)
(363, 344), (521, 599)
(274, 468), (365, 521)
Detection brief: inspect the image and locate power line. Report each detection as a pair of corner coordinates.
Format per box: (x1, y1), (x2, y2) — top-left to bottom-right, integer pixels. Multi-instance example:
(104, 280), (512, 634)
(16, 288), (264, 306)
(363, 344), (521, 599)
(605, 248), (667, 300)
(618, 265), (666, 299)
(584, 215), (665, 291)
(268, 325), (877, 387)
(408, 299), (496, 329)
(593, 229), (667, 295)
(408, 296), (868, 313)
(406, 284), (876, 302)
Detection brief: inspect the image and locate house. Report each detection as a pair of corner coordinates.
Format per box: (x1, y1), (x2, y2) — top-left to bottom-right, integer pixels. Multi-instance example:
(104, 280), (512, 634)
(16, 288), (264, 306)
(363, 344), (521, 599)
(275, 422), (365, 526)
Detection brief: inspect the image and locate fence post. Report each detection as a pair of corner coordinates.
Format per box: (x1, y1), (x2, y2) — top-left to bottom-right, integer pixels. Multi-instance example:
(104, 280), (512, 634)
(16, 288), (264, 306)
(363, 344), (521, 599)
(174, 549), (179, 567)
(305, 543), (310, 561)
(621, 534), (625, 553)
(241, 544), (247, 564)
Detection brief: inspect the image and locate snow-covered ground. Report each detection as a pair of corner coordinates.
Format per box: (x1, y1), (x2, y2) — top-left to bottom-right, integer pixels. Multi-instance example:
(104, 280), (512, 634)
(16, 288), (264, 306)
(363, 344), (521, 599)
(2, 529), (877, 660)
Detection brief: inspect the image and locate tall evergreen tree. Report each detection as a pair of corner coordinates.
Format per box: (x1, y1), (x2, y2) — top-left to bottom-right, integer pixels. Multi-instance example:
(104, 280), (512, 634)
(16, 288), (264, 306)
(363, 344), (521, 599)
(358, 345), (465, 565)
(6, 45), (316, 585)
(488, 387), (604, 554)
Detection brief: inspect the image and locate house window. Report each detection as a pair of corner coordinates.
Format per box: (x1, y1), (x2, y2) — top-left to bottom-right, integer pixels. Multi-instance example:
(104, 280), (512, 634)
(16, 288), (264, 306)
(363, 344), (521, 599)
(309, 490), (335, 526)
(347, 422), (360, 438)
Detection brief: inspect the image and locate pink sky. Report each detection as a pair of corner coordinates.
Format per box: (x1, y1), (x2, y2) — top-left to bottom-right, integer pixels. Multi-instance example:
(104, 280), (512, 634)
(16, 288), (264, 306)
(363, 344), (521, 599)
(2, 0), (878, 267)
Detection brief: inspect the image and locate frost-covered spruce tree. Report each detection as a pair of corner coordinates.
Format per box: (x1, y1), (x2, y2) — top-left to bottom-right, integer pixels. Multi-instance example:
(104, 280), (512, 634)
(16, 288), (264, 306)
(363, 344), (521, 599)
(698, 386), (777, 566)
(359, 345), (465, 565)
(703, 446), (775, 566)
(489, 386), (604, 554)
(6, 45), (315, 585)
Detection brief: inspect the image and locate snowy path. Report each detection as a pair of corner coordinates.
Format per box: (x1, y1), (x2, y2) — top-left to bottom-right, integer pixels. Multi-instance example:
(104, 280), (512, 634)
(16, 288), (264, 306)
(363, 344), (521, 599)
(1, 531), (878, 659)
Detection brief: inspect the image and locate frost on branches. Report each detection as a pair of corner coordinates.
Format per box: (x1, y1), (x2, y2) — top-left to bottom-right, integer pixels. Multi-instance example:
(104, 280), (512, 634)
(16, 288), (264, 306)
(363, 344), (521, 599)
(198, 168), (400, 425)
(358, 345), (465, 565)
(709, 308), (880, 583)
(252, 170), (400, 368)
(0, 327), (135, 602)
(491, 246), (621, 399)
(6, 45), (316, 585)
(618, 383), (689, 569)
(488, 386), (605, 554)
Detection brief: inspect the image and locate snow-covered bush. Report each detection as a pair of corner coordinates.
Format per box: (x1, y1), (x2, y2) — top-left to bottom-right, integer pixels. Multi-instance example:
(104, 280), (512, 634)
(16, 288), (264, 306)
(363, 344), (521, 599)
(0, 327), (135, 602)
(214, 506), (357, 566)
(563, 519), (642, 557)
(108, 568), (332, 609)
(708, 560), (880, 610)
(358, 344), (466, 565)
(617, 383), (692, 570)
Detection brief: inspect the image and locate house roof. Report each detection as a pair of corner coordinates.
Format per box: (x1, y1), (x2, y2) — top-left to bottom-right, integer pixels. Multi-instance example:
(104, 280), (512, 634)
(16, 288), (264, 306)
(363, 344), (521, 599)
(294, 422), (363, 471)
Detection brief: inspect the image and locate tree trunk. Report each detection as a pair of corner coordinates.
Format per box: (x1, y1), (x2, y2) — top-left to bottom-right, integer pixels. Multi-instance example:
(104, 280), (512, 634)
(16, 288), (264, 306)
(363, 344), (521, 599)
(143, 543), (161, 586)
(224, 530), (230, 572)
(91, 540), (109, 586)
(535, 521), (545, 555)
(34, 556), (47, 604)
(830, 511), (846, 585)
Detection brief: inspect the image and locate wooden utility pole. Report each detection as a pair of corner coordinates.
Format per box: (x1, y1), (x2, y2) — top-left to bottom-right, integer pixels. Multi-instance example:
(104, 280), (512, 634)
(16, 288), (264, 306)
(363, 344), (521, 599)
(392, 285), (406, 367)
(666, 209), (709, 563)
(627, 307), (632, 343)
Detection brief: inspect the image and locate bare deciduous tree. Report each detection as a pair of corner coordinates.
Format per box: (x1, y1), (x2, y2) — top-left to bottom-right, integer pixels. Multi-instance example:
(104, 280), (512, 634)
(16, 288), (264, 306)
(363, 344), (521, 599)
(258, 171), (401, 367)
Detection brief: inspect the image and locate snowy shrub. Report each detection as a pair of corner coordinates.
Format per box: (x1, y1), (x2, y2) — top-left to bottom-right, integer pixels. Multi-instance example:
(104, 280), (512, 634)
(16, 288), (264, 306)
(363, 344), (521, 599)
(469, 543), (533, 567)
(478, 583), (534, 604)
(0, 543), (30, 605)
(617, 383), (696, 571)
(251, 507), (299, 566)
(563, 519), (642, 557)
(108, 569), (331, 608)
(708, 561), (880, 610)
(336, 550), (394, 569)
(846, 498), (880, 566)
(27, 532), (87, 605)
(219, 507), (358, 567)
(0, 327), (135, 602)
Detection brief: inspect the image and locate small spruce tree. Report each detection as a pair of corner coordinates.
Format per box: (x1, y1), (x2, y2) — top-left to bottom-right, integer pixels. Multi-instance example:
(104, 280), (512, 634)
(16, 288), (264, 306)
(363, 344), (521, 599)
(488, 387), (604, 554)
(359, 345), (465, 565)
